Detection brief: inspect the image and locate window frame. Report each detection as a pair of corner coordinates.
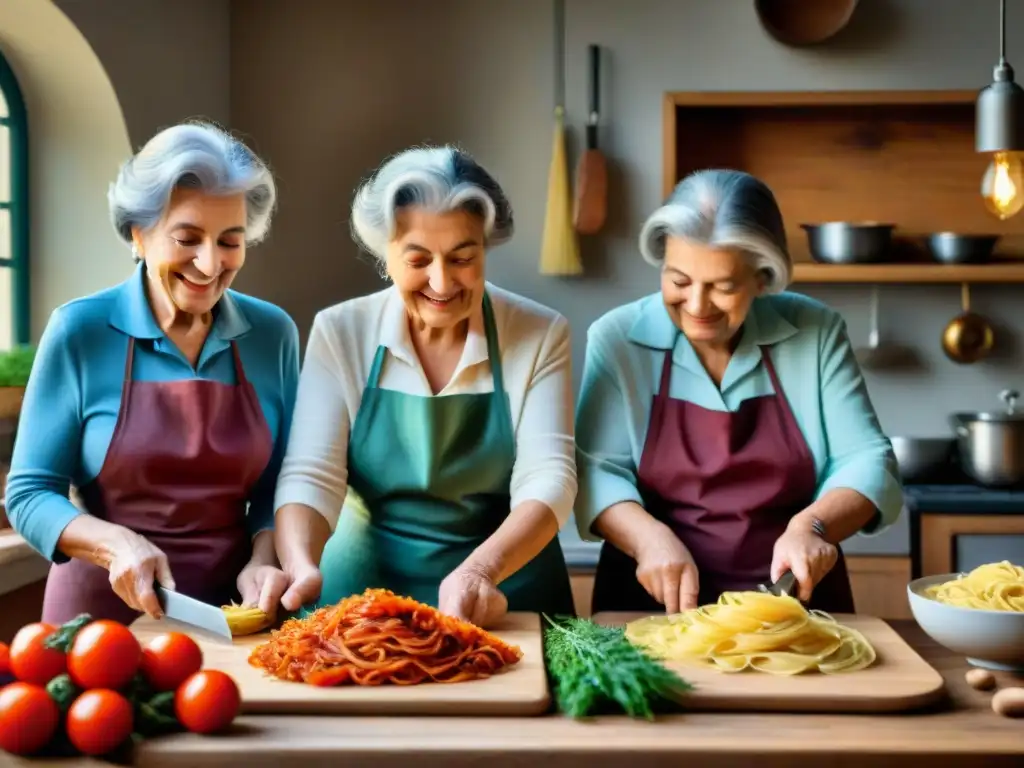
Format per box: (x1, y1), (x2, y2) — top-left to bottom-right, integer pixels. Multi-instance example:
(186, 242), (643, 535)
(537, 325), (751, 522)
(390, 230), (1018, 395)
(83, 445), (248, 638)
(0, 49), (29, 346)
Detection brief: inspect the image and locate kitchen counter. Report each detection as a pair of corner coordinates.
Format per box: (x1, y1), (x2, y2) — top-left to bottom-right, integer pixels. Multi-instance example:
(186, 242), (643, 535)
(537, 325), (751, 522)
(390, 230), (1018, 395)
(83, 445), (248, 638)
(19, 620), (1013, 768)
(905, 484), (1024, 514)
(0, 529), (48, 596)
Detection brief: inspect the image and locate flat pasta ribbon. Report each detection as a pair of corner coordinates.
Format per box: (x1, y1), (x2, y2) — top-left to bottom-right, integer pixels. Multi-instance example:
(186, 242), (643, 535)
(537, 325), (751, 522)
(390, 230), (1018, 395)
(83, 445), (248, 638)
(248, 588), (522, 686)
(923, 561), (1024, 612)
(625, 591), (876, 676)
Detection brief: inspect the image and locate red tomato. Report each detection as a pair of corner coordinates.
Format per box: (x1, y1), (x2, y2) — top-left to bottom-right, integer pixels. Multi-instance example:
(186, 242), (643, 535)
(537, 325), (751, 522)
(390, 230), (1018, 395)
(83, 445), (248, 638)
(8, 623), (66, 685)
(141, 631), (203, 692)
(0, 642), (9, 675)
(174, 670), (240, 734)
(0, 681), (60, 755)
(66, 689), (134, 756)
(67, 620), (142, 690)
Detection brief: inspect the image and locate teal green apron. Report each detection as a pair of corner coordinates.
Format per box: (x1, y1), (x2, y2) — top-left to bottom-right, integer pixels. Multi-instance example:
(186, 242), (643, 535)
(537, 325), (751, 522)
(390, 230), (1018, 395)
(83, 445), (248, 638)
(315, 292), (575, 617)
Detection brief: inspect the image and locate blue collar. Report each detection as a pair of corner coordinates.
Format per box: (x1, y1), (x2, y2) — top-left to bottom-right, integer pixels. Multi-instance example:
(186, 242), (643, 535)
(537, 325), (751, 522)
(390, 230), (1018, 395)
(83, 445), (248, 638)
(108, 262), (252, 342)
(627, 292), (799, 393)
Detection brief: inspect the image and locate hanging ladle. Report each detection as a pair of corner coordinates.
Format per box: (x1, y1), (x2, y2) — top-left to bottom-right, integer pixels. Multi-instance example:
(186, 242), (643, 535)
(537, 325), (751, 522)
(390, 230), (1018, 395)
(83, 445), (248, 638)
(942, 282), (995, 364)
(855, 285), (906, 369)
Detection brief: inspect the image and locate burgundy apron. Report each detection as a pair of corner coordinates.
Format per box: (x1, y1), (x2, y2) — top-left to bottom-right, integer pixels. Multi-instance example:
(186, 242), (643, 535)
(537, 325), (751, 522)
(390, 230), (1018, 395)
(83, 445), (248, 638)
(42, 338), (272, 625)
(591, 345), (855, 615)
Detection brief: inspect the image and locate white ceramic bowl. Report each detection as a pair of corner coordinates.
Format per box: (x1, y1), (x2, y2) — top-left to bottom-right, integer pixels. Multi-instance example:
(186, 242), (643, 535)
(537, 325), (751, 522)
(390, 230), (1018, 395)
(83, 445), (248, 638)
(908, 573), (1024, 672)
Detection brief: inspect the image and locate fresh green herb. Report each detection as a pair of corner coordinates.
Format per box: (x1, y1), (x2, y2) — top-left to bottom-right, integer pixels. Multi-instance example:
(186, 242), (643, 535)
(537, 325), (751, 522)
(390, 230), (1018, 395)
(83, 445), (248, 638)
(0, 345), (36, 387)
(542, 614), (692, 720)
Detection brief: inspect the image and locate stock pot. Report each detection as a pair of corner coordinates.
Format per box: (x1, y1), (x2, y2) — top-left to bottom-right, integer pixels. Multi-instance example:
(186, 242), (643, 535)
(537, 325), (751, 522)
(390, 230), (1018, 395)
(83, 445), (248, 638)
(950, 389), (1024, 487)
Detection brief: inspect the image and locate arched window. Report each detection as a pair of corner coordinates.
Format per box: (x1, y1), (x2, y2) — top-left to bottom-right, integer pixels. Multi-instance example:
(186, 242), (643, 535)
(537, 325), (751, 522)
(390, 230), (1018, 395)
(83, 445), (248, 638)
(0, 50), (28, 350)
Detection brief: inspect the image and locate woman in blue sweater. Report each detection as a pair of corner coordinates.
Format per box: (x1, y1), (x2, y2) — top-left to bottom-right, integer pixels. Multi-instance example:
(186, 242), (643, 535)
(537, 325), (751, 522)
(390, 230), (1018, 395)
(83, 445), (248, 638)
(5, 121), (300, 624)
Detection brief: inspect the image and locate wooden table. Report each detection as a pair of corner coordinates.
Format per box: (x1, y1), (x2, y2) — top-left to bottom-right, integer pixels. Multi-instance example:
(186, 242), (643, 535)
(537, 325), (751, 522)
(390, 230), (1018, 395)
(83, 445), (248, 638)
(2, 621), (1022, 768)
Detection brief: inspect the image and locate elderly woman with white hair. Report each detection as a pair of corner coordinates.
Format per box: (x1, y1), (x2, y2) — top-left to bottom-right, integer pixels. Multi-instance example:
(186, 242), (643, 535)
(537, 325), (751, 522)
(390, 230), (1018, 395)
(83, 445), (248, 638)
(6, 121), (300, 624)
(272, 145), (576, 626)
(575, 169), (903, 616)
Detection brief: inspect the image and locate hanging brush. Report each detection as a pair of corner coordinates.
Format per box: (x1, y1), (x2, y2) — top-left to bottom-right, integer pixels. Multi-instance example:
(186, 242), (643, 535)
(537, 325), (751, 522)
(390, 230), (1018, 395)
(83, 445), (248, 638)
(539, 0), (583, 276)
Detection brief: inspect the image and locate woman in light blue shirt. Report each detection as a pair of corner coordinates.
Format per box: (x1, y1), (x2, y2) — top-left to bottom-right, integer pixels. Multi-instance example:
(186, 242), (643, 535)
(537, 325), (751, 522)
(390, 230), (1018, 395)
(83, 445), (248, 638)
(575, 169), (903, 616)
(6, 121), (300, 624)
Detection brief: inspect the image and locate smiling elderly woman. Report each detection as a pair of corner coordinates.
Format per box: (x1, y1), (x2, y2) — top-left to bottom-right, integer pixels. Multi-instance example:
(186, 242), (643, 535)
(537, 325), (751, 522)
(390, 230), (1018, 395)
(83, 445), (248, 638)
(272, 146), (577, 627)
(5, 121), (299, 624)
(574, 169), (904, 616)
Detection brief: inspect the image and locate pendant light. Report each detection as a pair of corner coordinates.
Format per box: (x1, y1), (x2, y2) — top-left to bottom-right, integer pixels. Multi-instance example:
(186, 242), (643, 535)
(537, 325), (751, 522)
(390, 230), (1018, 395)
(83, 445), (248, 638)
(977, 0), (1024, 219)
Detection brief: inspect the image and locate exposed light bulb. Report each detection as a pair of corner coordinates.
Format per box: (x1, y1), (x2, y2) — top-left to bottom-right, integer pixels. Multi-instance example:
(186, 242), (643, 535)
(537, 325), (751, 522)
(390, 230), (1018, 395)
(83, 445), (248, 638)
(981, 151), (1024, 219)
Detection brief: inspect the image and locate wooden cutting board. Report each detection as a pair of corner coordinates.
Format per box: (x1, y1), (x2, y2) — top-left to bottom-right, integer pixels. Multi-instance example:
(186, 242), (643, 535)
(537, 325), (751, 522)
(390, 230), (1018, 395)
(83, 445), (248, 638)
(130, 611), (550, 716)
(594, 612), (946, 713)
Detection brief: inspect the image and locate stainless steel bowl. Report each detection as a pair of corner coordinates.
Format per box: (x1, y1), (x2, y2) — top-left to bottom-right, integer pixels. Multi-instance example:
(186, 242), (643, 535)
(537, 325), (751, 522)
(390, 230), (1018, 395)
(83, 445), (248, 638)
(801, 222), (895, 264)
(889, 436), (955, 483)
(927, 233), (999, 265)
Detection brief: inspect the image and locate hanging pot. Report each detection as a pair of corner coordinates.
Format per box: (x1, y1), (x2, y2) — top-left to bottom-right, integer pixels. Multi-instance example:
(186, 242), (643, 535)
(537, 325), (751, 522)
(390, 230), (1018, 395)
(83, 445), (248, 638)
(941, 283), (995, 364)
(754, 0), (860, 47)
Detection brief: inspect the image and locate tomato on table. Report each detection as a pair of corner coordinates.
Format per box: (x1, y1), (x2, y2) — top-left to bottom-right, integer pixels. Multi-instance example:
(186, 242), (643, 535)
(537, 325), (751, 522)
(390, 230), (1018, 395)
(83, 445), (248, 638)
(66, 689), (134, 756)
(141, 631), (203, 692)
(0, 641), (10, 675)
(67, 620), (142, 690)
(0, 681), (60, 755)
(175, 669), (241, 734)
(8, 623), (66, 685)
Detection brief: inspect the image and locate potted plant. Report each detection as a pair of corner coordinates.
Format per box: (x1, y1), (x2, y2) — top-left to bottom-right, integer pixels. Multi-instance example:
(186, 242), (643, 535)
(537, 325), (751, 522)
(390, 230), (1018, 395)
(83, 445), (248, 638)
(0, 345), (36, 420)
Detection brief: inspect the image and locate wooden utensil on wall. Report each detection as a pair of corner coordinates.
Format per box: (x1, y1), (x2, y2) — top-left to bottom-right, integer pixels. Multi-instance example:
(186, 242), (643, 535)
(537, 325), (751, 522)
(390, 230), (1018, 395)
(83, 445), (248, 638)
(573, 44), (607, 235)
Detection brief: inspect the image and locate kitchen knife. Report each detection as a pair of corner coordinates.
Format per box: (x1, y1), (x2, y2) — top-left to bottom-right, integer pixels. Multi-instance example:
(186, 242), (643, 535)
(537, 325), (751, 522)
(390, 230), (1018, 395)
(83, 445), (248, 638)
(155, 586), (234, 643)
(758, 570), (797, 598)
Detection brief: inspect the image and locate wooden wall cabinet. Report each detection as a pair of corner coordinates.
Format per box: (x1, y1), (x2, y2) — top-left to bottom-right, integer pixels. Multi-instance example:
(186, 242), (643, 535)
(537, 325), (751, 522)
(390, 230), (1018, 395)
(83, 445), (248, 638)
(916, 512), (1024, 577)
(662, 90), (1024, 284)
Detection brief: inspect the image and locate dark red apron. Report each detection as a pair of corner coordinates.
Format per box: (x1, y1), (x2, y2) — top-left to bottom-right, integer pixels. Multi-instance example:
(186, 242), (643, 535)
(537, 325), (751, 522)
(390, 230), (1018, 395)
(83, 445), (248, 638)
(591, 345), (855, 615)
(42, 338), (273, 625)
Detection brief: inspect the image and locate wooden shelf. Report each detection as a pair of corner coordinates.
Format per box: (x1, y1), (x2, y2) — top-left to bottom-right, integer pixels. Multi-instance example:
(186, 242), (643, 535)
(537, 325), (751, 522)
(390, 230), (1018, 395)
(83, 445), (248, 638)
(792, 262), (1024, 284)
(663, 90), (1024, 284)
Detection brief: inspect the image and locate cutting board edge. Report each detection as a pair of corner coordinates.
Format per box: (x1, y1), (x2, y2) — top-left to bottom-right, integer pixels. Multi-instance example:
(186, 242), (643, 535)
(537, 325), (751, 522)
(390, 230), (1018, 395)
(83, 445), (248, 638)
(591, 610), (948, 714)
(130, 610), (551, 718)
(240, 690), (552, 717)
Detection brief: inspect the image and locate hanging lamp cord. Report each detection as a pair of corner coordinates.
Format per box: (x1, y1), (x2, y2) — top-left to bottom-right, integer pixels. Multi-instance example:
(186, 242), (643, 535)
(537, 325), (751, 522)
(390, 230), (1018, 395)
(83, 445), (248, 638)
(1000, 0), (1007, 65)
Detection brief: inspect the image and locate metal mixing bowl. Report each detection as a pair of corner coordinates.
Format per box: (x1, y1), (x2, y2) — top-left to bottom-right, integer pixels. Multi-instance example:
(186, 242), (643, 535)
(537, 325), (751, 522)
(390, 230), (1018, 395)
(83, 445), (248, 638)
(927, 233), (999, 265)
(889, 436), (955, 483)
(801, 222), (895, 264)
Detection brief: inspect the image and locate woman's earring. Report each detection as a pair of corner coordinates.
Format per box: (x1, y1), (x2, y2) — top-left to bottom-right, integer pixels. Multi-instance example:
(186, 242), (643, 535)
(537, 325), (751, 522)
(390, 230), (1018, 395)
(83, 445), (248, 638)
(131, 244), (141, 260)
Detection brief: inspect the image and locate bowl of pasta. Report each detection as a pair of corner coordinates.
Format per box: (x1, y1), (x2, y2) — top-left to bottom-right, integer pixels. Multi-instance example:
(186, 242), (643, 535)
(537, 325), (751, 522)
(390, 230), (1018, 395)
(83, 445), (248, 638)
(907, 561), (1024, 672)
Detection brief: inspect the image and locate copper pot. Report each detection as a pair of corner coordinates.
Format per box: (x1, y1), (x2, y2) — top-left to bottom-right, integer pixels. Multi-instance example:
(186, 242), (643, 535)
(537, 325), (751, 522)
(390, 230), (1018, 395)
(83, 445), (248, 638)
(942, 283), (995, 364)
(754, 0), (860, 46)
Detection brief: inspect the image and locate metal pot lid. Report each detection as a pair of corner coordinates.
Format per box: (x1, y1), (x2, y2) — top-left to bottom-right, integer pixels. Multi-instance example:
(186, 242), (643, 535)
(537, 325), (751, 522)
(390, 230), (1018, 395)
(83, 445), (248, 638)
(953, 389), (1024, 423)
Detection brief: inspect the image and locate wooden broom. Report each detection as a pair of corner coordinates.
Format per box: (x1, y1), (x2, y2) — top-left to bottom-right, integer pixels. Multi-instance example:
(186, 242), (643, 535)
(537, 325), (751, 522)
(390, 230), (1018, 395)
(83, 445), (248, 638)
(539, 0), (582, 276)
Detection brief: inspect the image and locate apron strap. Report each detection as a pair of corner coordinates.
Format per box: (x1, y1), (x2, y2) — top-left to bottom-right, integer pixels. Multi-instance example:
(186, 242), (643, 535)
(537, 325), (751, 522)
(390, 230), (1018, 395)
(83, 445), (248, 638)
(366, 345), (388, 389)
(481, 292), (506, 397)
(229, 341), (250, 385)
(117, 337), (138, 422)
(481, 292), (514, 434)
(655, 348), (674, 401)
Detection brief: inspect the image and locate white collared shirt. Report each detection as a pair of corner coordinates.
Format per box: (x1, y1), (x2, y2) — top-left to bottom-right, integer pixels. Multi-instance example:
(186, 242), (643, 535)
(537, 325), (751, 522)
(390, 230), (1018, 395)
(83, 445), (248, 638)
(274, 282), (577, 530)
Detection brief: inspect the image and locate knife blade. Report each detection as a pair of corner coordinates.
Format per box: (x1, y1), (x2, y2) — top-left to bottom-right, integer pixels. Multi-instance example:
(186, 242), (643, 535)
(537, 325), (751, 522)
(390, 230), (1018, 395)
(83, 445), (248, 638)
(155, 587), (234, 643)
(758, 570), (797, 598)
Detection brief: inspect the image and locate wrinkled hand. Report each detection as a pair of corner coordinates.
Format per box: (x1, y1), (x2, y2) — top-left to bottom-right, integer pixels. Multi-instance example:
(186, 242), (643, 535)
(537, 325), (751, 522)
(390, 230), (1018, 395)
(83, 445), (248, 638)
(634, 524), (700, 614)
(771, 526), (838, 602)
(106, 528), (175, 619)
(279, 559), (324, 613)
(438, 566), (508, 627)
(236, 560), (290, 616)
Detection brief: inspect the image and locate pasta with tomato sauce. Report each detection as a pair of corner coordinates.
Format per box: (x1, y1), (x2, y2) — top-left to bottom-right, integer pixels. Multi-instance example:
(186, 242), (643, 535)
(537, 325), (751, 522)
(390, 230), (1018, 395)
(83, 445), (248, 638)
(248, 589), (523, 686)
